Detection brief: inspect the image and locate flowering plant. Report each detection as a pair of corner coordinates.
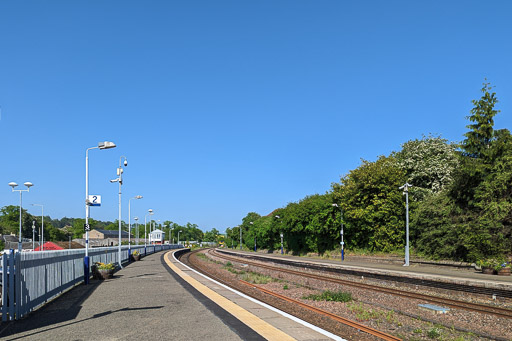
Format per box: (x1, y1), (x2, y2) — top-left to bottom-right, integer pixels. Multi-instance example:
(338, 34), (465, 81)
(96, 262), (115, 271)
(132, 250), (140, 256)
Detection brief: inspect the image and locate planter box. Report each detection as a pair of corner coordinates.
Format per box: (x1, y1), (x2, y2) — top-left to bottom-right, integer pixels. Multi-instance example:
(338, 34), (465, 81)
(97, 269), (114, 280)
(482, 267), (494, 275)
(133, 254), (141, 261)
(497, 267), (511, 276)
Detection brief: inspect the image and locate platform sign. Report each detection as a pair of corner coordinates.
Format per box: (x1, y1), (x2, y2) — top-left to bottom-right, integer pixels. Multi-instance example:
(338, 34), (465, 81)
(84, 223), (90, 231)
(88, 195), (101, 206)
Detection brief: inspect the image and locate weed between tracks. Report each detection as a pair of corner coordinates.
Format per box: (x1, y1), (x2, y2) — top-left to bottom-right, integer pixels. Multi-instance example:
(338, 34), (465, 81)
(223, 261), (276, 284)
(302, 290), (352, 303)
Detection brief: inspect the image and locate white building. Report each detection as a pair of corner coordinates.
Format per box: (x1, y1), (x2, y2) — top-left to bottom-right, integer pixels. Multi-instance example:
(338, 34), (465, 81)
(149, 229), (166, 244)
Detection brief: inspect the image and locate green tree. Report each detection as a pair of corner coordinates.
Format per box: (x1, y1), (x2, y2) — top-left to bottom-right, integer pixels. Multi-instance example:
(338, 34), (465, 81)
(332, 156), (407, 252)
(462, 81), (500, 160)
(203, 228), (220, 242)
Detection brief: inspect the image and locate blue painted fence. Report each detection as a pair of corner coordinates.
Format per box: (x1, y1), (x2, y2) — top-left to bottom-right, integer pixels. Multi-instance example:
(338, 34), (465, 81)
(1, 244), (181, 321)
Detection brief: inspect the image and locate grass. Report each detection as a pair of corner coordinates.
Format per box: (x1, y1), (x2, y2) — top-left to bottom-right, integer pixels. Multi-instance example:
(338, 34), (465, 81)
(240, 271), (274, 284)
(427, 327), (441, 339)
(347, 302), (401, 326)
(302, 290), (352, 303)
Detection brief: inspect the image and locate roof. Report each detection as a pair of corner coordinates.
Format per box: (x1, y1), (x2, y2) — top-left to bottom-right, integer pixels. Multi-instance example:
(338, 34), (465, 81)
(2, 235), (19, 243)
(93, 229), (131, 238)
(149, 229), (165, 234)
(34, 241), (85, 251)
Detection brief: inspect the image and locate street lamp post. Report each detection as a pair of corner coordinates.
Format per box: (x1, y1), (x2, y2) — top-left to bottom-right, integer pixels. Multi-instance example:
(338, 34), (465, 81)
(31, 204), (44, 251)
(275, 215), (283, 254)
(85, 141), (116, 284)
(332, 204), (344, 261)
(32, 221), (36, 250)
(250, 222), (256, 252)
(144, 209), (153, 254)
(111, 156), (128, 269)
(134, 217), (139, 245)
(128, 195), (143, 256)
(399, 183), (412, 266)
(9, 181), (34, 253)
(238, 226), (242, 250)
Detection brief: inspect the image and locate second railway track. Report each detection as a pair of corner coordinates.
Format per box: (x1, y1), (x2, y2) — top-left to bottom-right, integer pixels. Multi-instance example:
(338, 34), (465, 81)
(211, 249), (512, 320)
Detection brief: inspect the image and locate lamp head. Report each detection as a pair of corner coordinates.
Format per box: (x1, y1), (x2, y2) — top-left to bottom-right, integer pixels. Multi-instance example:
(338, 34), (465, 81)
(24, 182), (34, 188)
(148, 208), (153, 213)
(135, 195), (143, 199)
(124, 160), (128, 167)
(275, 215), (280, 219)
(98, 141), (116, 150)
(134, 217), (139, 221)
(110, 179), (119, 183)
(8, 182), (18, 189)
(332, 203), (338, 207)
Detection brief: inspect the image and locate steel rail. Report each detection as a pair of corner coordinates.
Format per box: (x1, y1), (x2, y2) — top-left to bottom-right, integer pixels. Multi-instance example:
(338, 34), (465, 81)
(183, 250), (401, 341)
(240, 279), (402, 341)
(212, 250), (512, 320)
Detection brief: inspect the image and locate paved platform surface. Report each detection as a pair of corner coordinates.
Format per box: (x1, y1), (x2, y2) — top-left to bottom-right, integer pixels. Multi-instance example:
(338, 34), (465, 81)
(0, 250), (339, 341)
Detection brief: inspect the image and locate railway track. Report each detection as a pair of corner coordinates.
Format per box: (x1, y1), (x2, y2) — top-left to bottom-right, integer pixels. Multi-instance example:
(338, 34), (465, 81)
(181, 249), (402, 341)
(211, 249), (512, 320)
(216, 249), (512, 299)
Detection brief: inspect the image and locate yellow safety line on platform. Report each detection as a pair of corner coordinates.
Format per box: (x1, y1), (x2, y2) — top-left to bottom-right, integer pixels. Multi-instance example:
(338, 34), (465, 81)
(164, 251), (296, 341)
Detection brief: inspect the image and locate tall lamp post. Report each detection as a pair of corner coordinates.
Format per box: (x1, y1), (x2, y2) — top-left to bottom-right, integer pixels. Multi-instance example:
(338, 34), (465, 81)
(85, 141), (116, 284)
(144, 209), (154, 253)
(32, 221), (36, 250)
(332, 204), (344, 261)
(237, 226), (242, 250)
(250, 222), (256, 252)
(399, 183), (412, 267)
(31, 203), (44, 251)
(128, 195), (143, 254)
(134, 217), (139, 245)
(275, 215), (283, 254)
(110, 156), (128, 269)
(9, 181), (34, 253)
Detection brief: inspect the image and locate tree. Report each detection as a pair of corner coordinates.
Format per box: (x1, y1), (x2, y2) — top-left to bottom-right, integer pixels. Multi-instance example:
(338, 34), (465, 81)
(203, 228), (220, 242)
(395, 135), (459, 200)
(332, 156), (407, 252)
(462, 81), (500, 160)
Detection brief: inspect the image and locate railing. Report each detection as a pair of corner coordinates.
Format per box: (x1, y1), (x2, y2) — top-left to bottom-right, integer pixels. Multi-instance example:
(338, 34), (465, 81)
(1, 244), (181, 321)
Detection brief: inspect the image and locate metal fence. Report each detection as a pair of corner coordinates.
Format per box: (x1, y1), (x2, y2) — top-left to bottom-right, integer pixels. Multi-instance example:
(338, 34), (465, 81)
(1, 244), (181, 321)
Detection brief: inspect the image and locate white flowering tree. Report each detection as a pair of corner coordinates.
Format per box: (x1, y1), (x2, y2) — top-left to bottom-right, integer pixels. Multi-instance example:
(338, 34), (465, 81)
(394, 135), (459, 200)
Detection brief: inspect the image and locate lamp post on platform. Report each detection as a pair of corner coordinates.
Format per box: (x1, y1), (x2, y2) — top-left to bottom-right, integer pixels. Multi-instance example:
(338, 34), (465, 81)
(128, 195), (143, 254)
(399, 183), (412, 267)
(134, 217), (139, 245)
(9, 181), (34, 253)
(31, 204), (44, 251)
(145, 209), (154, 253)
(110, 156), (128, 268)
(84, 141), (116, 284)
(332, 204), (344, 261)
(275, 215), (283, 254)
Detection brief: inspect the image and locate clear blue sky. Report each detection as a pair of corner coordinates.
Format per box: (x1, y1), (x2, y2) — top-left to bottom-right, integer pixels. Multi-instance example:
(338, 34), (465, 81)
(1, 1), (511, 233)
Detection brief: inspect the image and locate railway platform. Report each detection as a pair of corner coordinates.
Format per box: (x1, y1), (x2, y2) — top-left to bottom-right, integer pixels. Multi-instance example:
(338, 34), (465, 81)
(219, 249), (512, 295)
(0, 250), (340, 341)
